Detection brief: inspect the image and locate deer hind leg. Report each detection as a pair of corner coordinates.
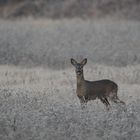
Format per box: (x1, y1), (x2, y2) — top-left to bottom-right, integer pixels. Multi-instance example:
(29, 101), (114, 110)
(108, 90), (125, 105)
(100, 96), (111, 110)
(112, 96), (125, 105)
(112, 95), (127, 111)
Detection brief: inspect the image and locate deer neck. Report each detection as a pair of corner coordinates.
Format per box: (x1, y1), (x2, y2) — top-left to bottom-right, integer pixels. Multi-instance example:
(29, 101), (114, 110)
(76, 72), (85, 87)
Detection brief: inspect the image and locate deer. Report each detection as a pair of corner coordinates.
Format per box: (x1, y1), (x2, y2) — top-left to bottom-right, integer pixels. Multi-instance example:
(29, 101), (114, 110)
(71, 58), (125, 110)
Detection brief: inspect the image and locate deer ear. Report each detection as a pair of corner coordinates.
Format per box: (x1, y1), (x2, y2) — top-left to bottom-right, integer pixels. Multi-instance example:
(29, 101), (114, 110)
(81, 58), (87, 66)
(71, 58), (77, 66)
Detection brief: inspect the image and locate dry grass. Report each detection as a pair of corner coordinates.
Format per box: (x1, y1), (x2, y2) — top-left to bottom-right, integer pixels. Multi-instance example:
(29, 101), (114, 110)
(0, 18), (140, 139)
(0, 64), (140, 139)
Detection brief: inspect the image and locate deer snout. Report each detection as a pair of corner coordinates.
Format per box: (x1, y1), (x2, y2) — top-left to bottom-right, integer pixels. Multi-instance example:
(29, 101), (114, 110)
(76, 69), (83, 75)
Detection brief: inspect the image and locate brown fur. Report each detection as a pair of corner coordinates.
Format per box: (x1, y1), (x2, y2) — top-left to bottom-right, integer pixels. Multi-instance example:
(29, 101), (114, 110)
(71, 58), (125, 110)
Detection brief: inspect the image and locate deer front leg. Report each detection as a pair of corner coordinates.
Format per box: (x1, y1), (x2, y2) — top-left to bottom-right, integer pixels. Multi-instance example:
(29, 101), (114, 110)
(78, 95), (87, 109)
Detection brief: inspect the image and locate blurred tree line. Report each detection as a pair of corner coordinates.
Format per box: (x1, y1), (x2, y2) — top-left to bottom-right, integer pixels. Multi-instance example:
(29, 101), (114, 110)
(0, 0), (139, 20)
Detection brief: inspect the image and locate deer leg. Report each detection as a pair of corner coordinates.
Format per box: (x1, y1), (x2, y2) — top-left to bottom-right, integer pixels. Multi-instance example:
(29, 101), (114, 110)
(81, 102), (87, 110)
(104, 98), (110, 106)
(112, 96), (126, 111)
(78, 96), (87, 109)
(100, 97), (110, 110)
(104, 98), (111, 110)
(112, 96), (125, 105)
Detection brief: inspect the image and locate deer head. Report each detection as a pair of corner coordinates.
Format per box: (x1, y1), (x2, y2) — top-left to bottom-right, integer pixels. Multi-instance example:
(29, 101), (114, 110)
(71, 58), (87, 75)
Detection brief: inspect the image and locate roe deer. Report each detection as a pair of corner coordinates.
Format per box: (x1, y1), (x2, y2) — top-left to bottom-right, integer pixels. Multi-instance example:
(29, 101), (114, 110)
(71, 58), (125, 110)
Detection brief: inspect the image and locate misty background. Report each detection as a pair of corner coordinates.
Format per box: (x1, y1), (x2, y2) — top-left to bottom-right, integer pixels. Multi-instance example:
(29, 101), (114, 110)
(0, 0), (140, 69)
(0, 0), (140, 20)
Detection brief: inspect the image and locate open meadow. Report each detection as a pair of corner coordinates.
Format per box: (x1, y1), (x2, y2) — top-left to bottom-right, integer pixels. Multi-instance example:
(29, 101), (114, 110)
(0, 18), (140, 140)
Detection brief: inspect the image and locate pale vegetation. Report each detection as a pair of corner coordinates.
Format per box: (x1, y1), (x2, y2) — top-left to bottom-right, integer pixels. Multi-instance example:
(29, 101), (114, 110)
(0, 18), (140, 139)
(0, 18), (140, 68)
(0, 64), (140, 140)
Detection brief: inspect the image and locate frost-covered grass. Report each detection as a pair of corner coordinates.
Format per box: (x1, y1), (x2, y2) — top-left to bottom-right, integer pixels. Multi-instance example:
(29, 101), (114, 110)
(0, 65), (140, 140)
(0, 18), (140, 68)
(0, 18), (140, 139)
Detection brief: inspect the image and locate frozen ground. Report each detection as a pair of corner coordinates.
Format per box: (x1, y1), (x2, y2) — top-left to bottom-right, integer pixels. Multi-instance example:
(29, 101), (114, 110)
(0, 65), (140, 140)
(0, 18), (140, 140)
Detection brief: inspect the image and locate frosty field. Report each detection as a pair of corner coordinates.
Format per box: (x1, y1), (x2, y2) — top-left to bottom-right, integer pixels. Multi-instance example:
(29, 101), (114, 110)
(0, 64), (140, 140)
(0, 18), (140, 140)
(0, 18), (140, 68)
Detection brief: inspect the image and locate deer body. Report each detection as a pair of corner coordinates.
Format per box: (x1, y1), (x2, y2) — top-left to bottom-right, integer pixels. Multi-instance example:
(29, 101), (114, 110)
(71, 58), (125, 110)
